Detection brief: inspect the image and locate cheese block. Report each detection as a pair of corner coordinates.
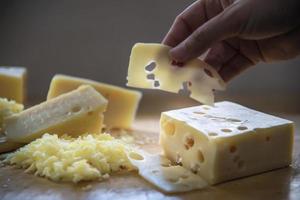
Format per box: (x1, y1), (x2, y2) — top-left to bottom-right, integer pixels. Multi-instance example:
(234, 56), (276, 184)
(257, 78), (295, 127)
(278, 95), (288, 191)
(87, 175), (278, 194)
(5, 85), (108, 143)
(127, 150), (208, 193)
(127, 43), (226, 105)
(47, 74), (142, 129)
(159, 101), (294, 185)
(0, 67), (27, 103)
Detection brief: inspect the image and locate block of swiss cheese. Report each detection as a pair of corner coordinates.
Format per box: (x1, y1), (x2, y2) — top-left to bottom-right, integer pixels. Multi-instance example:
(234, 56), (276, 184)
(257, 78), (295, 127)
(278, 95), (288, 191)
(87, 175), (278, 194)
(160, 101), (294, 184)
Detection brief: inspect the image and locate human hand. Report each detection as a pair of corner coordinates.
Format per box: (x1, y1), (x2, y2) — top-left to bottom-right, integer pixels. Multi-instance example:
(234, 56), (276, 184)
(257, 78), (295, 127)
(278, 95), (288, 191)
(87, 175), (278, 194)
(163, 0), (300, 81)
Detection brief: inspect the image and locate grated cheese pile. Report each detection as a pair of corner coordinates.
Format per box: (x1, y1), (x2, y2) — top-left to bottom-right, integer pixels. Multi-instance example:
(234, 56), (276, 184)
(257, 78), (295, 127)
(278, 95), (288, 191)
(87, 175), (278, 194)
(5, 133), (135, 183)
(0, 98), (23, 131)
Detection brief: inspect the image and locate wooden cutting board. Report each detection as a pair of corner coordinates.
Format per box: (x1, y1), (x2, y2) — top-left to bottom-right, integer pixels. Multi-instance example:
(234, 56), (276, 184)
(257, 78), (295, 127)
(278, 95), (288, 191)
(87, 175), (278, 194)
(1, 115), (300, 200)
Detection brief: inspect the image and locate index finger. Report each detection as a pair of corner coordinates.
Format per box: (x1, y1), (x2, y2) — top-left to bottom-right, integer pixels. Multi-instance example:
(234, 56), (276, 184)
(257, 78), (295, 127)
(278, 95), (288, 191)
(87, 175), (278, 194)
(162, 0), (208, 47)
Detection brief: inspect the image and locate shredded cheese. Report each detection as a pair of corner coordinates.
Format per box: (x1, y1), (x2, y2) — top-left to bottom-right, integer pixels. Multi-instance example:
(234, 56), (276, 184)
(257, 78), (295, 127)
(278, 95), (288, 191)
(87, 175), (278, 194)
(0, 98), (23, 131)
(5, 133), (135, 183)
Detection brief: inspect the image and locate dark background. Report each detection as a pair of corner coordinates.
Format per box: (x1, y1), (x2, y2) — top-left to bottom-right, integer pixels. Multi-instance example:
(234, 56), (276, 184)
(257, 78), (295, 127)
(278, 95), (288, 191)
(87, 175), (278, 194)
(0, 0), (299, 113)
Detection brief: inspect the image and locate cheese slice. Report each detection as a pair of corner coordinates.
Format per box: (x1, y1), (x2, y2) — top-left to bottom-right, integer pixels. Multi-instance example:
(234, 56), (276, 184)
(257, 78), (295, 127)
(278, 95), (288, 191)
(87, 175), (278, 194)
(0, 67), (27, 103)
(47, 74), (142, 129)
(127, 150), (208, 193)
(4, 85), (108, 143)
(127, 43), (226, 105)
(160, 101), (294, 185)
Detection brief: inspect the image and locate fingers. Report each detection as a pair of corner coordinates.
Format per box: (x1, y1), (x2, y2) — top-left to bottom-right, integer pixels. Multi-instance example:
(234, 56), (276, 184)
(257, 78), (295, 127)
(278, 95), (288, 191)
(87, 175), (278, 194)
(257, 25), (300, 62)
(162, 0), (208, 47)
(218, 53), (254, 82)
(170, 3), (244, 63)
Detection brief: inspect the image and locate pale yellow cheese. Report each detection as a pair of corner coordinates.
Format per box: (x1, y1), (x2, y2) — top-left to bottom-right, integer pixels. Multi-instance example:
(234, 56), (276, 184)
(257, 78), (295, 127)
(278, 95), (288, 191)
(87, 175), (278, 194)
(47, 74), (142, 129)
(160, 101), (294, 185)
(4, 85), (108, 143)
(127, 150), (208, 193)
(5, 133), (135, 183)
(0, 98), (24, 153)
(0, 67), (27, 103)
(127, 43), (226, 105)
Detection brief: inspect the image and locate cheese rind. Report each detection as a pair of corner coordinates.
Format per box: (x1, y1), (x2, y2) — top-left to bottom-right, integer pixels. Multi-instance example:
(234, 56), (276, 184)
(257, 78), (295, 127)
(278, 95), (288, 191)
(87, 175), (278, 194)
(0, 67), (27, 103)
(47, 74), (142, 129)
(5, 85), (108, 143)
(159, 101), (294, 184)
(127, 43), (226, 105)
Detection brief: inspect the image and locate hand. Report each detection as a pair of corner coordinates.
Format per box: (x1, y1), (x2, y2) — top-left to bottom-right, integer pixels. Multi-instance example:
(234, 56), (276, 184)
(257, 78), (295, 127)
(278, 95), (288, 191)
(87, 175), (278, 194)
(163, 0), (300, 81)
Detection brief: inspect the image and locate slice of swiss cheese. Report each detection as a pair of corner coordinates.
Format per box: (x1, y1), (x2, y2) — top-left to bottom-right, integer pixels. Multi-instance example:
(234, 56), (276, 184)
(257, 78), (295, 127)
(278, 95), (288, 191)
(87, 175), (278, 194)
(127, 150), (208, 193)
(4, 85), (108, 143)
(127, 43), (226, 105)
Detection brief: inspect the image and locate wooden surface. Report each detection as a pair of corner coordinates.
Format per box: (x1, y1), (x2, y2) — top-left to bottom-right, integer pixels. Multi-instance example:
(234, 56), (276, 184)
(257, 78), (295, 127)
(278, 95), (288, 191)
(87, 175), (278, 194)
(0, 114), (300, 200)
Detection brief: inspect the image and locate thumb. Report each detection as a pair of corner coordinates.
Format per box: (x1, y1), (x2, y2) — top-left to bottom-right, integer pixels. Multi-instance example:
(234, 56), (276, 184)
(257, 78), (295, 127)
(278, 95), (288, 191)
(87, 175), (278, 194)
(170, 3), (246, 63)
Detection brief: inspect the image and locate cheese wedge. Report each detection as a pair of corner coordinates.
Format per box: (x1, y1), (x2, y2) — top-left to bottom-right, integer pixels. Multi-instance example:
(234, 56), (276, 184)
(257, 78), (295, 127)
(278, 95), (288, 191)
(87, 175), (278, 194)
(127, 43), (226, 105)
(0, 67), (27, 103)
(5, 85), (108, 143)
(160, 101), (294, 185)
(47, 74), (142, 129)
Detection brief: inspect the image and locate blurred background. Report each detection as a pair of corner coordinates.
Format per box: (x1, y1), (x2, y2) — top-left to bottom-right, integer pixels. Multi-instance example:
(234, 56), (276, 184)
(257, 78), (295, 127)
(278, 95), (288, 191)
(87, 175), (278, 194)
(0, 0), (299, 114)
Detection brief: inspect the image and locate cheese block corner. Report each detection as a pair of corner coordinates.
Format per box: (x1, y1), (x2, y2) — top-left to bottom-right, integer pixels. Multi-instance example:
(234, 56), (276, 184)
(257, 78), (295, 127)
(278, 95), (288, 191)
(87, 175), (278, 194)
(0, 67), (27, 103)
(159, 101), (294, 184)
(47, 74), (142, 129)
(5, 85), (108, 143)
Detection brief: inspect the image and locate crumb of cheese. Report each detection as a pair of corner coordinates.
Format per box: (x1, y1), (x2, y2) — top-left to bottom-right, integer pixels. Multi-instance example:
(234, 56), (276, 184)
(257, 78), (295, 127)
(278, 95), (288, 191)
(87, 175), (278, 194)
(5, 133), (135, 183)
(0, 98), (23, 131)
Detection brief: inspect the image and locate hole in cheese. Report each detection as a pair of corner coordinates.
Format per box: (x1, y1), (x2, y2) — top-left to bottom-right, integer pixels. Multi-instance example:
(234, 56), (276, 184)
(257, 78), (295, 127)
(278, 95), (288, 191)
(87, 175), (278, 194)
(193, 111), (205, 115)
(168, 178), (178, 182)
(184, 136), (194, 150)
(237, 125), (248, 130)
(228, 118), (241, 122)
(208, 132), (218, 136)
(197, 150), (205, 163)
(178, 81), (191, 97)
(163, 122), (175, 136)
(221, 128), (232, 133)
(129, 152), (144, 161)
(145, 61), (156, 72)
(229, 145), (237, 153)
(146, 74), (155, 80)
(152, 169), (159, 174)
(71, 106), (81, 113)
(204, 68), (213, 77)
(154, 80), (160, 87)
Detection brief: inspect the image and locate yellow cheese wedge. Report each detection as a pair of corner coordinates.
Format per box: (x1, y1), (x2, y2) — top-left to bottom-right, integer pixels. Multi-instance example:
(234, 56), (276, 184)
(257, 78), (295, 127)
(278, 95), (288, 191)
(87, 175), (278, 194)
(127, 43), (226, 105)
(0, 67), (27, 103)
(160, 101), (294, 185)
(4, 85), (108, 143)
(47, 74), (142, 129)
